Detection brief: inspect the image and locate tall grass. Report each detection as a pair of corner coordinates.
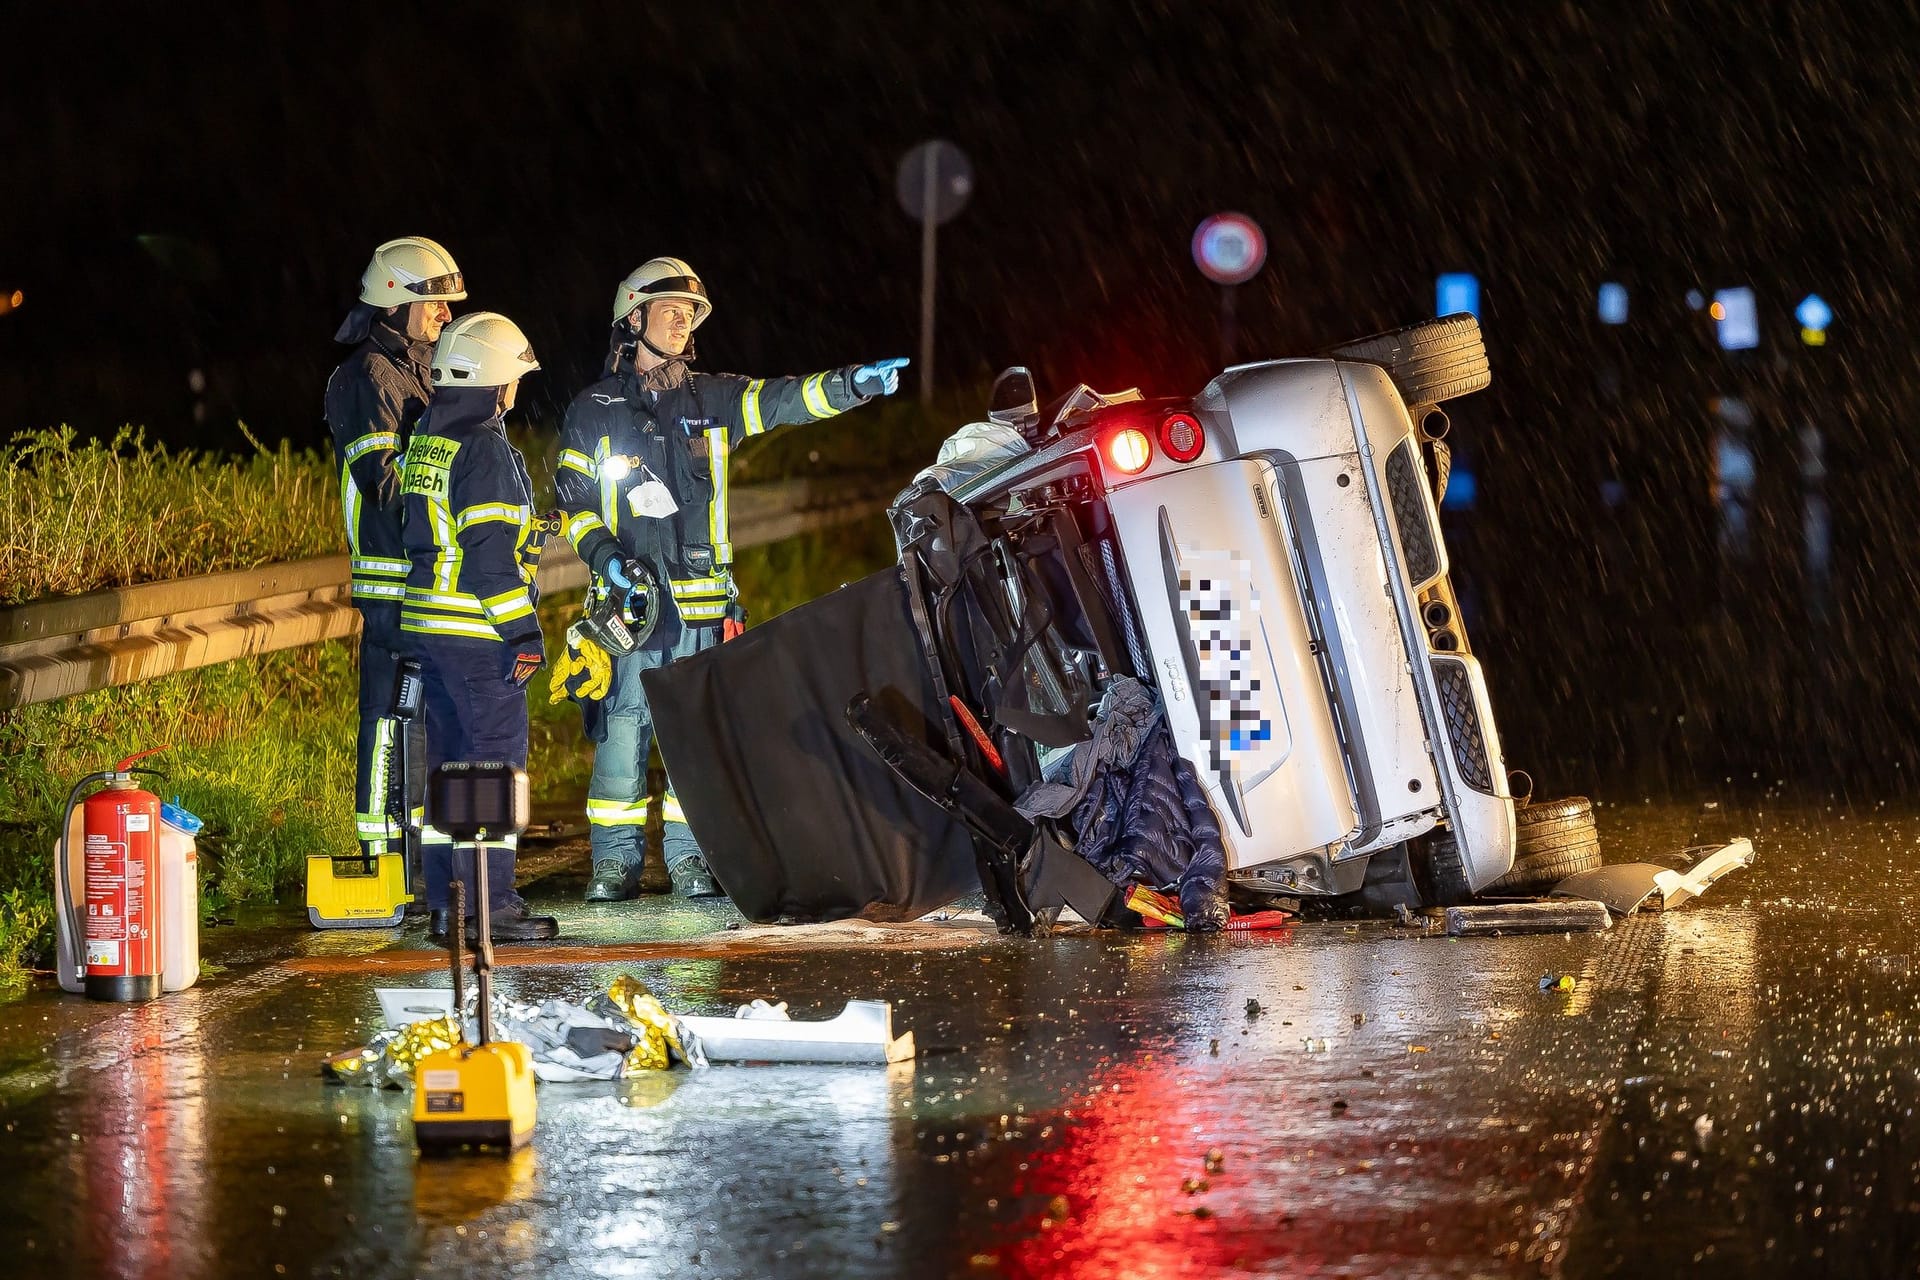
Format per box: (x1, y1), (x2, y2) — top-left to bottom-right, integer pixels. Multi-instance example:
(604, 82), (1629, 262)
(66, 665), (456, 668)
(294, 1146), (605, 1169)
(0, 424), (342, 604)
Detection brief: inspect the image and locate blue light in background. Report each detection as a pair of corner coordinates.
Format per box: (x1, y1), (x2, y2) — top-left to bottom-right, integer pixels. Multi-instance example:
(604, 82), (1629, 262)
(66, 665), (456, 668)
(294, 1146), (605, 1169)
(1713, 287), (1759, 351)
(1795, 293), (1832, 332)
(1441, 468), (1477, 510)
(1436, 273), (1480, 318)
(1597, 282), (1629, 325)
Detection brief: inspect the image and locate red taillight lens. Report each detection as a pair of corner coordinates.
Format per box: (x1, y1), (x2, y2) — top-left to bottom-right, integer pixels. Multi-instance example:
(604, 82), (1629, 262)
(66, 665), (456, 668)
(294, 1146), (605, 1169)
(1105, 427), (1153, 475)
(1159, 412), (1205, 463)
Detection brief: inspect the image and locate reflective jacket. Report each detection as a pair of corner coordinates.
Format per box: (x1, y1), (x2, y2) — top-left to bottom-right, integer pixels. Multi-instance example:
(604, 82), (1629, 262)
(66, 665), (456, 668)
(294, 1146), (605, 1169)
(555, 363), (869, 623)
(399, 392), (541, 645)
(324, 315), (433, 637)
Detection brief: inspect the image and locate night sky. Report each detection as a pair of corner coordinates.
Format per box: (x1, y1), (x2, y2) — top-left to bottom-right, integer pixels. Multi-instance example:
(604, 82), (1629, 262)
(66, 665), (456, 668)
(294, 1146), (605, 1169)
(6, 0), (1919, 782)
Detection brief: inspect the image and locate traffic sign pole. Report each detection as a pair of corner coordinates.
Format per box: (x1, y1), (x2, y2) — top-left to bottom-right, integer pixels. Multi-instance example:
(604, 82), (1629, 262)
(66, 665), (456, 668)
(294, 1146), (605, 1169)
(897, 140), (973, 409)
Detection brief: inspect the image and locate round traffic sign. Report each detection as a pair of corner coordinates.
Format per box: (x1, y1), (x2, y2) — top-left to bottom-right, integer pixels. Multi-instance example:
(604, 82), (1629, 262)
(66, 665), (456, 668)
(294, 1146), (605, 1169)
(897, 140), (974, 226)
(1192, 212), (1266, 285)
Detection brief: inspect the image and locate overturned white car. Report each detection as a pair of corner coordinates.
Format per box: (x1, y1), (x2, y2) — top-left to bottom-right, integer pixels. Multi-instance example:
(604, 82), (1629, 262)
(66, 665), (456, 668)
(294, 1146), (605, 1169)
(646, 316), (1596, 929)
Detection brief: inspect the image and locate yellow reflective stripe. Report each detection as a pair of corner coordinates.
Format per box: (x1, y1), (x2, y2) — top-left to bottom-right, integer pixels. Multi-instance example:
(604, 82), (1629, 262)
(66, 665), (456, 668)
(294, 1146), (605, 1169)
(356, 815), (398, 837)
(481, 588), (535, 624)
(341, 460), (361, 554)
(405, 590), (485, 613)
(558, 448), (595, 476)
(670, 574), (731, 594)
(352, 582), (407, 601)
(456, 502), (527, 532)
(400, 615), (500, 640)
(566, 510), (605, 548)
(352, 556), (409, 575)
(430, 499), (460, 593)
(598, 435), (620, 538)
(658, 794), (688, 825)
(346, 431), (400, 462)
(675, 600), (730, 621)
(742, 380), (767, 436)
(707, 427), (731, 560)
(801, 372), (834, 419)
(586, 798), (649, 826)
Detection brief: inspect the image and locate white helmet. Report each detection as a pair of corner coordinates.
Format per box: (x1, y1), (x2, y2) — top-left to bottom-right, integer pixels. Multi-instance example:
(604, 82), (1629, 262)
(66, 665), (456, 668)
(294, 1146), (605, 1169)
(358, 236), (467, 307)
(613, 257), (711, 327)
(430, 312), (540, 388)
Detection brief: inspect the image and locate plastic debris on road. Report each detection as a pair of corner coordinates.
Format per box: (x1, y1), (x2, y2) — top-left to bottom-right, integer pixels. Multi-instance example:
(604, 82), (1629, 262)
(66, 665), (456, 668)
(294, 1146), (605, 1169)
(1538, 973), (1577, 992)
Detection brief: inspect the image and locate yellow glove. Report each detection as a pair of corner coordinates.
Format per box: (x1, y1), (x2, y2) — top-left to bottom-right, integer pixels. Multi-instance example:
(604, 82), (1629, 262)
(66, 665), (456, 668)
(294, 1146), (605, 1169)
(573, 635), (612, 702)
(547, 646), (579, 705)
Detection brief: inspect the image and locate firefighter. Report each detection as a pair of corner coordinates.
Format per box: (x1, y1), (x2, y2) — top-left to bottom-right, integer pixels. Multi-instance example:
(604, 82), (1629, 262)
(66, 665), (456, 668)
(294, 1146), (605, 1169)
(556, 257), (907, 900)
(401, 312), (558, 942)
(324, 236), (466, 897)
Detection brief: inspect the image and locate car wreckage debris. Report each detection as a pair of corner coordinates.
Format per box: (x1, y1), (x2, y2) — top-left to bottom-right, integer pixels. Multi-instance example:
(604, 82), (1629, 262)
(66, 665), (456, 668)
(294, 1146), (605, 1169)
(1444, 900), (1613, 936)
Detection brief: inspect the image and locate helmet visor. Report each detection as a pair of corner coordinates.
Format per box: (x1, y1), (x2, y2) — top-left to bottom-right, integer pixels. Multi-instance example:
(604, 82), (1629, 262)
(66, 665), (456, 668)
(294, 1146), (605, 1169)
(405, 271), (465, 298)
(642, 275), (705, 300)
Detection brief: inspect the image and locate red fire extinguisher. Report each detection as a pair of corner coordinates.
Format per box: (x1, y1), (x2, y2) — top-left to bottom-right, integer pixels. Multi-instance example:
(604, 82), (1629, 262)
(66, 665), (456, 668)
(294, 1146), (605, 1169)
(56, 748), (168, 1002)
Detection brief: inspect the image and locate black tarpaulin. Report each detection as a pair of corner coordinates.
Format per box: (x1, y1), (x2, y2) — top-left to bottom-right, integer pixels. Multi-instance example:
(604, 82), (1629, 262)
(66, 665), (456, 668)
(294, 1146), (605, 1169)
(640, 567), (978, 922)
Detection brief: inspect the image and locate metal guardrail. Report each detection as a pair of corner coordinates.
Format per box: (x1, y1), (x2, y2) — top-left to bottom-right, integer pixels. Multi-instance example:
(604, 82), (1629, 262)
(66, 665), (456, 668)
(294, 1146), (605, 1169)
(0, 477), (893, 710)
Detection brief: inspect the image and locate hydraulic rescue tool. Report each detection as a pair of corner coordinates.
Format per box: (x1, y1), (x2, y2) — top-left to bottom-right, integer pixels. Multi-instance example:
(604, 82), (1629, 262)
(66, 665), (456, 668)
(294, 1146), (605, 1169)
(307, 658), (424, 928)
(53, 748), (202, 1000)
(412, 761), (537, 1153)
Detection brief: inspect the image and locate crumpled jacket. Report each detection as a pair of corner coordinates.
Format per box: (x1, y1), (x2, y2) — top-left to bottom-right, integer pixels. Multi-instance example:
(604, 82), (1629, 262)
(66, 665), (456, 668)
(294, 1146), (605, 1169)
(1017, 677), (1229, 930)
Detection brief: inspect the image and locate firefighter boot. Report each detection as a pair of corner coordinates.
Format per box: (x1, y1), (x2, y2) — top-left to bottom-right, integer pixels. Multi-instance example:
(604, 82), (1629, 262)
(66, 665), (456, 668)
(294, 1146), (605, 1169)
(669, 854), (721, 898)
(585, 860), (639, 902)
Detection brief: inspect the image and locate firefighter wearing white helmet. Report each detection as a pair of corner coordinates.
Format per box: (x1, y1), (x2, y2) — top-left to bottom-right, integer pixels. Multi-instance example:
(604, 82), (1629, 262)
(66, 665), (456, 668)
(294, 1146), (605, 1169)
(318, 236), (468, 925)
(399, 311), (559, 943)
(554, 257), (910, 902)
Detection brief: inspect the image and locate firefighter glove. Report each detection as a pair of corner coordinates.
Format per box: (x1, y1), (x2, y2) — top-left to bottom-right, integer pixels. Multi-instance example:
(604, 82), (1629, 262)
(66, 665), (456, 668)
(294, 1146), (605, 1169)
(548, 628), (613, 704)
(502, 632), (546, 688)
(852, 357), (910, 397)
(723, 598), (747, 643)
(602, 556), (633, 591)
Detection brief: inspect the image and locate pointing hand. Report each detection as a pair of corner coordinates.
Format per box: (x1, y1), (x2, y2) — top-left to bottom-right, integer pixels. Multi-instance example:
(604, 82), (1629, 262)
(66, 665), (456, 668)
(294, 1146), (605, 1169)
(852, 357), (911, 397)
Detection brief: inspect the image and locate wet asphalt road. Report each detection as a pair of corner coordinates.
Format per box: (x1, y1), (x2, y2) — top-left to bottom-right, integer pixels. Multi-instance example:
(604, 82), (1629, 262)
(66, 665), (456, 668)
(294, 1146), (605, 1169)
(2, 798), (1919, 1278)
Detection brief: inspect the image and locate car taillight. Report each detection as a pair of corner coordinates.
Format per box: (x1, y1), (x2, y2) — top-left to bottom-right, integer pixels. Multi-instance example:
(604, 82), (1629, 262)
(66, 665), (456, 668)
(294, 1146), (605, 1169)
(1105, 427), (1153, 475)
(1159, 412), (1204, 463)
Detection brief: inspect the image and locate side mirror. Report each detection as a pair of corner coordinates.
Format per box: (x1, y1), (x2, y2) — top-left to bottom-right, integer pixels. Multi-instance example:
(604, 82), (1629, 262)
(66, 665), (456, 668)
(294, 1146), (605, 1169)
(987, 367), (1039, 430)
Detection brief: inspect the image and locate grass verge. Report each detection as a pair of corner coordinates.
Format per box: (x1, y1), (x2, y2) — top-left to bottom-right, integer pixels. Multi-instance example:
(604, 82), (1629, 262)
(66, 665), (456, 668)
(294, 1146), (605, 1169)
(0, 424), (342, 605)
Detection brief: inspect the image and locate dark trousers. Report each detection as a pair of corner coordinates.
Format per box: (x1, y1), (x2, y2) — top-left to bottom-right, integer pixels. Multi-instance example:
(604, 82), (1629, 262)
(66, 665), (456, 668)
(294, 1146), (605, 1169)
(354, 630), (427, 860)
(414, 634), (529, 913)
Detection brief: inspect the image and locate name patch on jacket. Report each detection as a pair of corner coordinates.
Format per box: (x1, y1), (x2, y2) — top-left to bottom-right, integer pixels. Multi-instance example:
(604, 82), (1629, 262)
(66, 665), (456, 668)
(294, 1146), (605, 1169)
(401, 435), (461, 500)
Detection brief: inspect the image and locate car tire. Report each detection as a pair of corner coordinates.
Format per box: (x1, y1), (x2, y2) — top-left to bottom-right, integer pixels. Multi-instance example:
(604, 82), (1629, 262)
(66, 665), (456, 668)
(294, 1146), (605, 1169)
(1481, 796), (1602, 895)
(1327, 314), (1491, 406)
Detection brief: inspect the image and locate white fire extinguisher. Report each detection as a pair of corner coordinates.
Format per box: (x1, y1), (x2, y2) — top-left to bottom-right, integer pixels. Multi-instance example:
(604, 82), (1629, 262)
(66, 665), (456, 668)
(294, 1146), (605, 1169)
(54, 749), (199, 1000)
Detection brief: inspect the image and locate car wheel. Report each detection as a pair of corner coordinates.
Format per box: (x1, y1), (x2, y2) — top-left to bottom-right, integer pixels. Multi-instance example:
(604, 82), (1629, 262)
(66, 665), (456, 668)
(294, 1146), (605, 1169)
(1327, 314), (1491, 407)
(1481, 796), (1602, 895)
